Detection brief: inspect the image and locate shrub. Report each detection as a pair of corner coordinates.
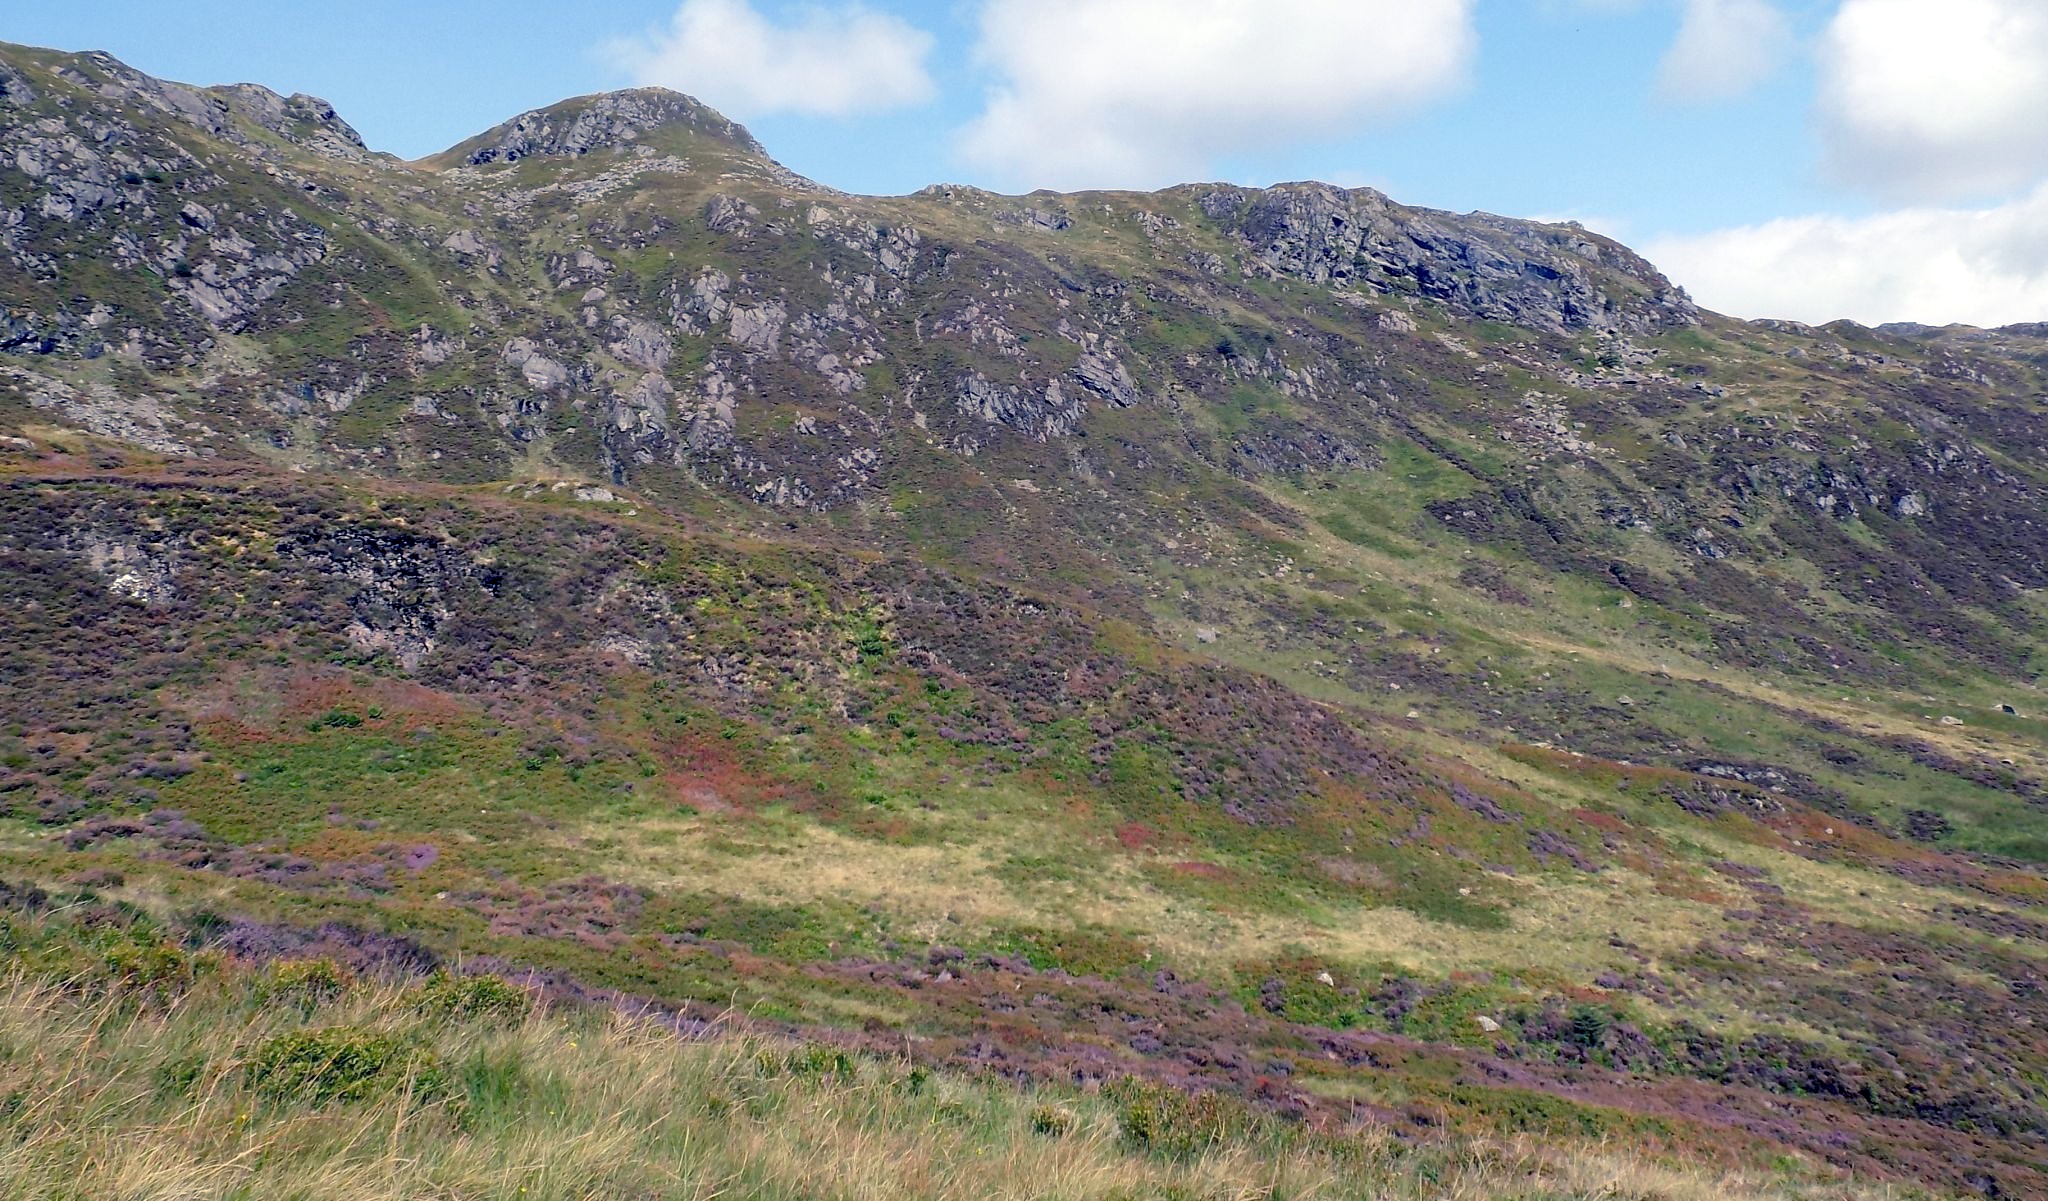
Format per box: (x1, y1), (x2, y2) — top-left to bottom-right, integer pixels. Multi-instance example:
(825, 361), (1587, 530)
(415, 973), (532, 1023)
(757, 1043), (855, 1080)
(1102, 1077), (1243, 1158)
(100, 936), (196, 998)
(1029, 1103), (1077, 1138)
(246, 1028), (444, 1106)
(1568, 1004), (1612, 1050)
(261, 958), (350, 1009)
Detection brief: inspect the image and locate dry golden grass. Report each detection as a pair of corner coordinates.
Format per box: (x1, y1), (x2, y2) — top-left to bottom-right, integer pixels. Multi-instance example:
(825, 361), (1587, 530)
(0, 964), (1942, 1201)
(575, 802), (1731, 984)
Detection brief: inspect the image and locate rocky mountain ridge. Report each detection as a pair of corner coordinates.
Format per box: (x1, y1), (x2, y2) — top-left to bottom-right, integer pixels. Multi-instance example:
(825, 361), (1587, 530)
(5, 41), (2046, 681)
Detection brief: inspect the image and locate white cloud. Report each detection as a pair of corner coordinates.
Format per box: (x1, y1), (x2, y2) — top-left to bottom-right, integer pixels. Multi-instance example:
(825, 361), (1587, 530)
(1645, 183), (2048, 327)
(605, 0), (935, 120)
(959, 0), (1476, 192)
(1819, 0), (2048, 201)
(1656, 0), (1792, 102)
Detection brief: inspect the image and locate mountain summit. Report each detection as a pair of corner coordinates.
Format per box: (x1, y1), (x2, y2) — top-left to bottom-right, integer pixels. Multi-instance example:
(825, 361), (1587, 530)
(429, 87), (767, 167)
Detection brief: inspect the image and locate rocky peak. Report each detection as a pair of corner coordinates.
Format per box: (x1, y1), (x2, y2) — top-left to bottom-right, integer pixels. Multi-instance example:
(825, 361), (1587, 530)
(0, 45), (370, 162)
(1196, 181), (1697, 335)
(210, 83), (370, 161)
(439, 88), (764, 167)
(53, 48), (237, 137)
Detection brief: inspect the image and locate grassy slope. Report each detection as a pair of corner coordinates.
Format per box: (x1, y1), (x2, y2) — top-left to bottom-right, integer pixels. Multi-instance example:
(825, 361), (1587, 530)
(0, 899), (1940, 1201)
(0, 441), (2042, 1196)
(3, 42), (2047, 1198)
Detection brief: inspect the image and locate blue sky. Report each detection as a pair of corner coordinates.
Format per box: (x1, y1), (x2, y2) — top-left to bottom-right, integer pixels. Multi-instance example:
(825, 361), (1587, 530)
(7, 1), (2048, 327)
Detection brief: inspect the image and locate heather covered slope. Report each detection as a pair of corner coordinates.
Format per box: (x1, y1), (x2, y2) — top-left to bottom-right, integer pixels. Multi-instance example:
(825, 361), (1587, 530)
(1, 41), (2046, 1198)
(0, 899), (1939, 1201)
(2, 443), (2043, 1196)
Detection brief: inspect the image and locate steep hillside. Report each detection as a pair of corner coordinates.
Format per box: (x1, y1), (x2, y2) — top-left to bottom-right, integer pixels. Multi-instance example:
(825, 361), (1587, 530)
(2, 42), (2046, 1198)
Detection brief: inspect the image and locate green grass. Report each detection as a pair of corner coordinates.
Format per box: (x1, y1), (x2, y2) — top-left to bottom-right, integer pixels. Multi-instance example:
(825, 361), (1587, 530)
(0, 901), (1945, 1201)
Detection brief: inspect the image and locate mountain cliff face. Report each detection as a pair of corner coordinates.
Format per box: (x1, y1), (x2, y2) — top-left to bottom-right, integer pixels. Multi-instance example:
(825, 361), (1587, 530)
(3, 42), (2047, 1197)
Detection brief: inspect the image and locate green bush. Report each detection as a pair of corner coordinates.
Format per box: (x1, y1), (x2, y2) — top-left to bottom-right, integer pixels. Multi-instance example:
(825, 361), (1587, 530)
(261, 958), (350, 1009)
(992, 925), (1152, 979)
(1102, 1077), (1243, 1158)
(1568, 1004), (1612, 1050)
(1029, 1103), (1077, 1138)
(246, 1027), (444, 1106)
(100, 936), (197, 998)
(415, 973), (532, 1023)
(758, 1043), (856, 1080)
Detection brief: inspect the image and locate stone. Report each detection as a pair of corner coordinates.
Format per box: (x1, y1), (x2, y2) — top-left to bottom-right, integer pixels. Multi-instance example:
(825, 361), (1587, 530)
(72, 533), (177, 605)
(953, 370), (1085, 442)
(683, 358), (739, 453)
(460, 89), (762, 165)
(503, 340), (570, 392)
(704, 195), (760, 233)
(728, 302), (787, 355)
(215, 84), (371, 161)
(0, 59), (36, 107)
(608, 318), (673, 371)
(522, 356), (570, 392)
(1072, 351), (1141, 407)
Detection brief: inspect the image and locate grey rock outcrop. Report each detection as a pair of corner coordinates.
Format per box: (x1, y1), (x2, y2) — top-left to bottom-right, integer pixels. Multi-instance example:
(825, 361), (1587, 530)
(609, 318), (673, 372)
(729, 302), (787, 355)
(276, 527), (496, 671)
(4, 366), (197, 454)
(502, 340), (571, 393)
(1200, 183), (1697, 335)
(212, 83), (372, 162)
(0, 58), (33, 107)
(956, 371), (1087, 442)
(1073, 351), (1141, 407)
(70, 532), (178, 605)
(457, 88), (763, 165)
